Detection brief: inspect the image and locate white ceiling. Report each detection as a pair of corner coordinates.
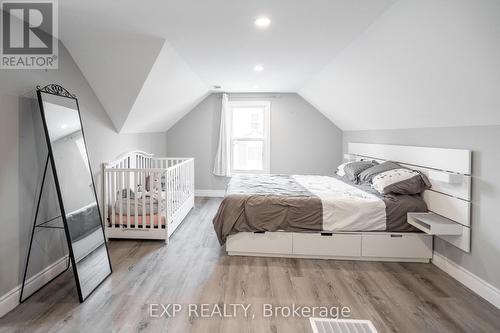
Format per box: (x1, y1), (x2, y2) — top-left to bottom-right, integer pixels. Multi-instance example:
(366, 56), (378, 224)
(299, 0), (500, 130)
(58, 0), (395, 133)
(120, 42), (209, 133)
(60, 27), (165, 132)
(153, 0), (396, 92)
(58, 0), (500, 133)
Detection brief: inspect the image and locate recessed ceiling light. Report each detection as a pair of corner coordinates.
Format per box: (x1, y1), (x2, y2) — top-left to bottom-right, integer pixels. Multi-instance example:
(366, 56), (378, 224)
(61, 124), (68, 129)
(254, 16), (271, 29)
(253, 85), (260, 89)
(253, 64), (264, 72)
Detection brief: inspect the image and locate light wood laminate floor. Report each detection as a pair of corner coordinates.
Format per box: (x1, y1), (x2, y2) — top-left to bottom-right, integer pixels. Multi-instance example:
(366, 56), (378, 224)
(1, 197), (499, 332)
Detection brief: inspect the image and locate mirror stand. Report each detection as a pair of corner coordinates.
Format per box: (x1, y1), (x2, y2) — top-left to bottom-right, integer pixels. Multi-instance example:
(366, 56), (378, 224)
(20, 84), (112, 304)
(19, 154), (70, 303)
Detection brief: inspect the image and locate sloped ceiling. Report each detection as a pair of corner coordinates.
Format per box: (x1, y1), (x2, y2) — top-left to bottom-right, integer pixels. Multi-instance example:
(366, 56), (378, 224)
(299, 0), (500, 130)
(59, 0), (500, 133)
(120, 42), (209, 133)
(58, 0), (395, 133)
(59, 1), (212, 133)
(60, 27), (165, 132)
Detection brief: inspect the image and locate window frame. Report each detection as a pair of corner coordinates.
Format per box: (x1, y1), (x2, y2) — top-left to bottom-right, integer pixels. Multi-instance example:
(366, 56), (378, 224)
(228, 100), (271, 175)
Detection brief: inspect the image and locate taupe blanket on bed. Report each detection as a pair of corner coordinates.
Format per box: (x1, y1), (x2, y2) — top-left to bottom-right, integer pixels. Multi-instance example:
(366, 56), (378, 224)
(213, 174), (426, 244)
(213, 175), (322, 244)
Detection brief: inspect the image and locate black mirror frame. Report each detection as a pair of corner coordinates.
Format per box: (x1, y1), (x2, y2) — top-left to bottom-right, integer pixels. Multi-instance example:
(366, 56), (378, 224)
(35, 83), (112, 302)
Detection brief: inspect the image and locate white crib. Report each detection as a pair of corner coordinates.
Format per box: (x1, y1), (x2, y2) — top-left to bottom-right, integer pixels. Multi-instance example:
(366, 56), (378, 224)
(103, 151), (194, 242)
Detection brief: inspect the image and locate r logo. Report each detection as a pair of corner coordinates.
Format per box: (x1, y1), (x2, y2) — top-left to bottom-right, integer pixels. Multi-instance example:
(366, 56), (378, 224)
(2, 2), (53, 54)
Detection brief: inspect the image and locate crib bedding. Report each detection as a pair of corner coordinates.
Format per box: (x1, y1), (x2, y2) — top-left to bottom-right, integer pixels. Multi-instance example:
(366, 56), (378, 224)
(67, 202), (102, 242)
(108, 187), (190, 227)
(109, 195), (166, 227)
(213, 174), (427, 244)
(110, 214), (166, 227)
(113, 198), (164, 214)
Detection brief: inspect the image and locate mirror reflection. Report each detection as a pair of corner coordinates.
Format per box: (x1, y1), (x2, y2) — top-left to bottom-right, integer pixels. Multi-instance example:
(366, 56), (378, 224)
(40, 91), (111, 301)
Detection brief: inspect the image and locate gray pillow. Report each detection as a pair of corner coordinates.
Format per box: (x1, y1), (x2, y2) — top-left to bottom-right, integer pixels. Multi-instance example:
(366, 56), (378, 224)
(344, 161), (378, 183)
(358, 161), (402, 184)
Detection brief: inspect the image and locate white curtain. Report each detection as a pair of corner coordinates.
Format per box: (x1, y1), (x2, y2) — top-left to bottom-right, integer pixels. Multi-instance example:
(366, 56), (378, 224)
(213, 93), (231, 177)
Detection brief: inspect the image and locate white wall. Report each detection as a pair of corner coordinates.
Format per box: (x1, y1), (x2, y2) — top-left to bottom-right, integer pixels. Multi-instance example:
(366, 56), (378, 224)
(344, 126), (500, 290)
(166, 93), (343, 191)
(0, 41), (167, 299)
(293, 0), (500, 292)
(300, 0), (500, 130)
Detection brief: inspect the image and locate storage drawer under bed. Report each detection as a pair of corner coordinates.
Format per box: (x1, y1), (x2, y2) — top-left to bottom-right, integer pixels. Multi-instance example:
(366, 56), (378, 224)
(361, 233), (432, 259)
(226, 231), (432, 261)
(226, 231), (293, 254)
(293, 233), (361, 257)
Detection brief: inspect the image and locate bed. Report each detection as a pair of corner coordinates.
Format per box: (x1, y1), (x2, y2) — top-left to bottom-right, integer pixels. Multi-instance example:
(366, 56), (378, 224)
(103, 151), (194, 241)
(213, 174), (426, 244)
(213, 143), (472, 262)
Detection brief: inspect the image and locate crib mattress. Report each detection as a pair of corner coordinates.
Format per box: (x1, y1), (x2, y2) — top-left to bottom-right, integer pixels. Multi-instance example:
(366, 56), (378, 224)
(109, 214), (166, 228)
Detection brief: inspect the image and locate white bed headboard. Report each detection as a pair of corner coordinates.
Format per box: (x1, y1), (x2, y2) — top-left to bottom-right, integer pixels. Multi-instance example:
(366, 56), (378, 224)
(347, 143), (472, 252)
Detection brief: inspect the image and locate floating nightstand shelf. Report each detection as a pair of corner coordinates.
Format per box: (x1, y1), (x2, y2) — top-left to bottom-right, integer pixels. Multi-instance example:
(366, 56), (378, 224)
(407, 212), (463, 235)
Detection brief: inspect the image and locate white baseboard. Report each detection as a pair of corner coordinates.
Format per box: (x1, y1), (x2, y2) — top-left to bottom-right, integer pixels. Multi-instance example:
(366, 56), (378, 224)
(195, 189), (225, 197)
(432, 251), (500, 309)
(0, 256), (69, 318)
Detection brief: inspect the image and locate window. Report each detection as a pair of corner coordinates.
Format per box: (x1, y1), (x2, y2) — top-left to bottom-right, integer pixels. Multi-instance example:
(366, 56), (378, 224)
(229, 101), (270, 174)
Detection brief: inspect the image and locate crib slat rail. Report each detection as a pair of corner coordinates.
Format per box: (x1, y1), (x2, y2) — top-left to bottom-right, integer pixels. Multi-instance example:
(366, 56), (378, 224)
(103, 151), (194, 242)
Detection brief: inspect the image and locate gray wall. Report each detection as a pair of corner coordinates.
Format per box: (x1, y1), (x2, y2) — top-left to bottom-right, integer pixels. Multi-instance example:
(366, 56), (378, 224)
(166, 93), (343, 190)
(344, 126), (500, 290)
(0, 41), (167, 297)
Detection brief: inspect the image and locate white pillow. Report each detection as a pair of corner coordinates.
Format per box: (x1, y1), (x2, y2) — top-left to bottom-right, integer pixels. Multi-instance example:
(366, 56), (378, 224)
(336, 162), (348, 177)
(372, 168), (429, 195)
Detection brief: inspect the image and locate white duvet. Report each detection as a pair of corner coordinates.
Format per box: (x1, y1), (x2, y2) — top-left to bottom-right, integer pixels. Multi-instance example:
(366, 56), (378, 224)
(292, 175), (386, 231)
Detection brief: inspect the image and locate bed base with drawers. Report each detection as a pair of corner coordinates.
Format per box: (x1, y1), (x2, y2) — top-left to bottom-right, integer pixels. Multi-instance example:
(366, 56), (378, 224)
(227, 231), (432, 262)
(226, 143), (472, 262)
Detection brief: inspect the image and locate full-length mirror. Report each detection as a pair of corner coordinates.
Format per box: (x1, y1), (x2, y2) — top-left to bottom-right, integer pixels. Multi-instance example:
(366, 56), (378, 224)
(37, 84), (111, 302)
